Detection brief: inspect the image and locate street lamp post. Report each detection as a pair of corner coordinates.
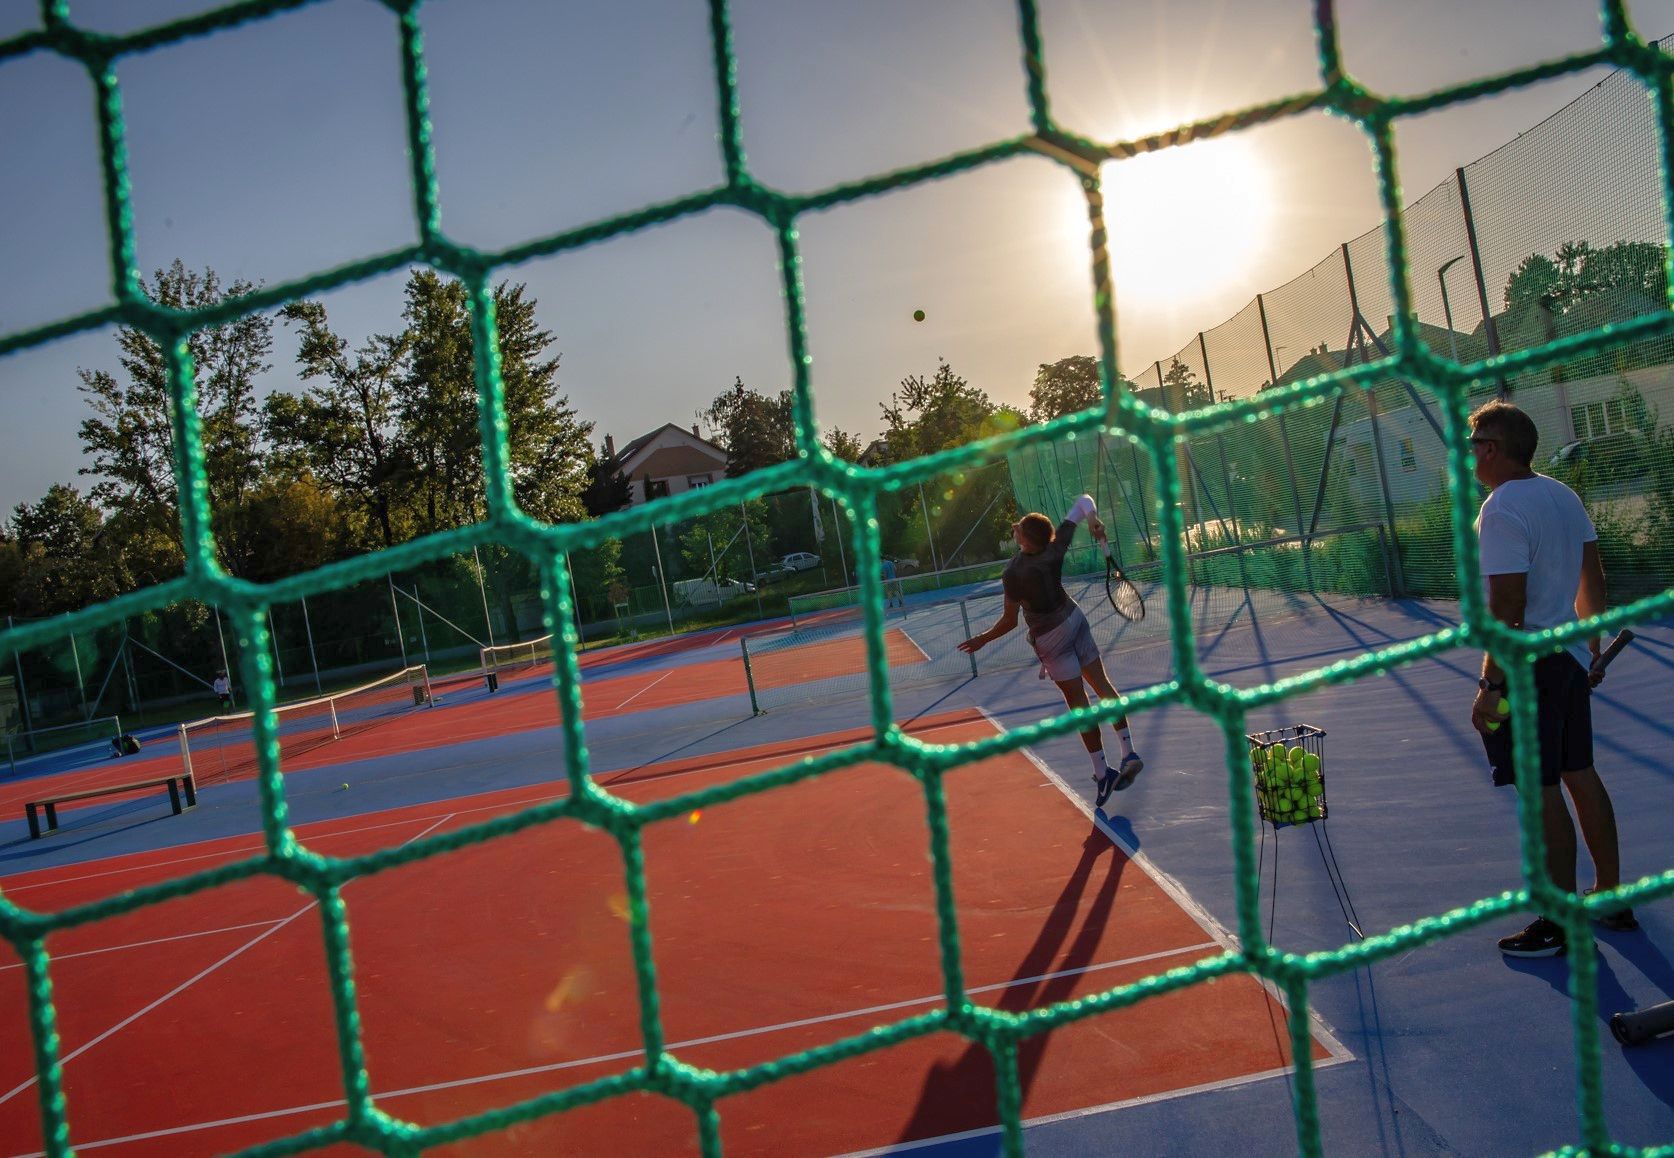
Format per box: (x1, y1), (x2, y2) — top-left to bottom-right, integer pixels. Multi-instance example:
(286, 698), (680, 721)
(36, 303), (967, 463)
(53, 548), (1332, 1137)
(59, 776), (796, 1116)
(1437, 255), (1466, 362)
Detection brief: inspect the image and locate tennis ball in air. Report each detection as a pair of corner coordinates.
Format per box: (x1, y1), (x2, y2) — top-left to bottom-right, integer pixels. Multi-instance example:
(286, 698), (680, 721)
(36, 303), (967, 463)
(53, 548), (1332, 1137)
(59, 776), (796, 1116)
(913, 309), (926, 322)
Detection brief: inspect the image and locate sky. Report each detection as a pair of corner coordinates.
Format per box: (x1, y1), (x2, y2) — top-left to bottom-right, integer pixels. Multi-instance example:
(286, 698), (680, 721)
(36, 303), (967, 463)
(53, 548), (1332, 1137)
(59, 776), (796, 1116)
(2, 0), (1672, 516)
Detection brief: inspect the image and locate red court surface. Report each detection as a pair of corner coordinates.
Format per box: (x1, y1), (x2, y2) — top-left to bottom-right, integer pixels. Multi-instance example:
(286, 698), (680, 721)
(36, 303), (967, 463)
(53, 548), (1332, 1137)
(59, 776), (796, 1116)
(0, 629), (920, 818)
(0, 712), (1337, 1155)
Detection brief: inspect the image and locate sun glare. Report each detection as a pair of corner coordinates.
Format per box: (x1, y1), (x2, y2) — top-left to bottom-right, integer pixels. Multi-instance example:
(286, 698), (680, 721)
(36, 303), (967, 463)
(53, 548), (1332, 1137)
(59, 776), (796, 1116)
(1100, 134), (1273, 306)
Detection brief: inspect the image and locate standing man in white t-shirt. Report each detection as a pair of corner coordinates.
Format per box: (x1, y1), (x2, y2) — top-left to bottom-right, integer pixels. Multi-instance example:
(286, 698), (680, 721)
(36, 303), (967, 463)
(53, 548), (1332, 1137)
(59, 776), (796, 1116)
(1468, 401), (1635, 958)
(213, 670), (233, 712)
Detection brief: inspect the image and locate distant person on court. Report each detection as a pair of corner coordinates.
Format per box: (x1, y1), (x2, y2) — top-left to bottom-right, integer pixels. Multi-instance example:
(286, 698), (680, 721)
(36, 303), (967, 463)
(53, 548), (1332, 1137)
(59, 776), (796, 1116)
(959, 493), (1142, 803)
(213, 670), (233, 712)
(1468, 400), (1635, 957)
(881, 556), (906, 610)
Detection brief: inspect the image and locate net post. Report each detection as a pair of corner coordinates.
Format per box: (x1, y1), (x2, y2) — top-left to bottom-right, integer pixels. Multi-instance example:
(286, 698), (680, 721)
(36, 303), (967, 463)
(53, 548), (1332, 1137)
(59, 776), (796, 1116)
(177, 722), (193, 778)
(329, 701), (341, 740)
(740, 636), (762, 715)
(420, 665), (434, 707)
(1455, 166), (1506, 399)
(958, 599), (979, 677)
(1258, 292), (1315, 593)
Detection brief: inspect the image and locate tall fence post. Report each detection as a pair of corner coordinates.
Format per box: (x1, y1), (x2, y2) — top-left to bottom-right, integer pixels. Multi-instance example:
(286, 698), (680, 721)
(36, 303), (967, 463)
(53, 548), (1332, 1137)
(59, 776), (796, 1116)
(388, 574), (410, 669)
(7, 615), (36, 735)
(474, 546), (497, 649)
(1343, 243), (1409, 597)
(740, 501), (765, 619)
(917, 481), (943, 578)
(1457, 166), (1507, 400)
(300, 595), (323, 693)
(1257, 293), (1315, 592)
(1198, 331), (1248, 592)
(649, 523), (676, 635)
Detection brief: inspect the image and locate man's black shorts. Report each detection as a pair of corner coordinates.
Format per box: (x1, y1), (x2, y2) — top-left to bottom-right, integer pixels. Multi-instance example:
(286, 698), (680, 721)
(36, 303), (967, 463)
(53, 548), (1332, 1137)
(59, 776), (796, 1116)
(1481, 652), (1594, 788)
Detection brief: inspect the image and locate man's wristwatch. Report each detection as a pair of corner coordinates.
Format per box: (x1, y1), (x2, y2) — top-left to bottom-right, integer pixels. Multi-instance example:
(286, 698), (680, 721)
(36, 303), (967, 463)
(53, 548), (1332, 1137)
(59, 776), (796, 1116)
(1478, 677), (1506, 693)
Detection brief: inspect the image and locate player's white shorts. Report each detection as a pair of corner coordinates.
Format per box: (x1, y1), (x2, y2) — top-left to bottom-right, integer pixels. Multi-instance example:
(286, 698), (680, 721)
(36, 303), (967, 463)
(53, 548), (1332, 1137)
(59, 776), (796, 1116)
(1030, 605), (1100, 681)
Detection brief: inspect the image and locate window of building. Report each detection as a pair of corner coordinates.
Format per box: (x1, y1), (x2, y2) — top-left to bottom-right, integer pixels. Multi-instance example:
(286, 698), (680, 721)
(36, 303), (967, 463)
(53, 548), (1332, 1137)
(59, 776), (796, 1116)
(643, 478), (670, 500)
(1571, 398), (1628, 440)
(686, 474), (713, 489)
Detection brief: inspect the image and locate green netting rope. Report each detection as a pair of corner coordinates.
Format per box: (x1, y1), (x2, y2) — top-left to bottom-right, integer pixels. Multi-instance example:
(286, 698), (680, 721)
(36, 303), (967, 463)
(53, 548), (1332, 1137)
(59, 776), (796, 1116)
(1, 1), (1672, 1155)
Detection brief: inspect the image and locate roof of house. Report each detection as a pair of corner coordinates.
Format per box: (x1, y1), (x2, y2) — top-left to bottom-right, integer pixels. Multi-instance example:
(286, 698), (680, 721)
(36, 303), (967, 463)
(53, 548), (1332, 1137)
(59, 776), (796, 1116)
(613, 423), (728, 469)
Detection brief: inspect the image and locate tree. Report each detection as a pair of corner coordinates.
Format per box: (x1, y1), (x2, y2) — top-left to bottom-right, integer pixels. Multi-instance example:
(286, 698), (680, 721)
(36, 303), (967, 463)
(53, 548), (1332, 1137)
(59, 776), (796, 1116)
(581, 444), (632, 516)
(1162, 358), (1213, 411)
(8, 484), (125, 616)
(235, 474), (350, 583)
(1504, 241), (1668, 314)
(702, 377), (796, 475)
(570, 537), (626, 619)
(1504, 253), (1564, 314)
(267, 301), (413, 549)
(395, 269), (594, 530)
(822, 426), (865, 463)
(879, 361), (999, 461)
(677, 501), (773, 585)
(1029, 355), (1102, 422)
(76, 260), (273, 576)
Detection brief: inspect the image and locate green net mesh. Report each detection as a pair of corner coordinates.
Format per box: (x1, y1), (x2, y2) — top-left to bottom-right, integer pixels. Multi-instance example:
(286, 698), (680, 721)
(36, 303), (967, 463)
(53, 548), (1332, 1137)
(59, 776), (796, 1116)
(2, 2), (1673, 1155)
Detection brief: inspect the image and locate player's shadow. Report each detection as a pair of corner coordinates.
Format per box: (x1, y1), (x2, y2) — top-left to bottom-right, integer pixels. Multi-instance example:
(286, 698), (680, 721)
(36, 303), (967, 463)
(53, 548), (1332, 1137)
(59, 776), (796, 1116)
(893, 826), (1126, 1146)
(1504, 936), (1674, 1111)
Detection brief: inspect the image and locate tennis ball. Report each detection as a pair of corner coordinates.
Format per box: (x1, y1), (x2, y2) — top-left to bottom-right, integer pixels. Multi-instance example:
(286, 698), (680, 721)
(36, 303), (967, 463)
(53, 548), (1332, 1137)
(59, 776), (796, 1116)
(339, 782), (349, 791)
(1249, 746), (1263, 769)
(1289, 745), (1307, 767)
(912, 309), (926, 322)
(1487, 695), (1511, 732)
(1287, 763), (1306, 785)
(1307, 801), (1324, 819)
(1302, 752), (1321, 776)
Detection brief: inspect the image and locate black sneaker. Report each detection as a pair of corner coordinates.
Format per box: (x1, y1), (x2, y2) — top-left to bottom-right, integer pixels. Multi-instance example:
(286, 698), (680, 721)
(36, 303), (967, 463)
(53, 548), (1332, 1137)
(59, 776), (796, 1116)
(1498, 917), (1566, 958)
(1583, 888), (1640, 932)
(1094, 763), (1118, 807)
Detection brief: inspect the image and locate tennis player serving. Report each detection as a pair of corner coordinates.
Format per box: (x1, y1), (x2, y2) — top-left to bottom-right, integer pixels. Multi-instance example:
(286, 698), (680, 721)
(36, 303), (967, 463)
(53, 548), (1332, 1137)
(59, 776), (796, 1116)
(959, 493), (1143, 804)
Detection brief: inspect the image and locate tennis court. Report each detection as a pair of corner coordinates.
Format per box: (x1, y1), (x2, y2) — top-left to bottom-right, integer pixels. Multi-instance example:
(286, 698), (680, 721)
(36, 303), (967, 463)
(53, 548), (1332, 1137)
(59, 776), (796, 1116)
(3, 592), (1670, 1154)
(1, 710), (1339, 1156)
(5, 4), (1674, 1155)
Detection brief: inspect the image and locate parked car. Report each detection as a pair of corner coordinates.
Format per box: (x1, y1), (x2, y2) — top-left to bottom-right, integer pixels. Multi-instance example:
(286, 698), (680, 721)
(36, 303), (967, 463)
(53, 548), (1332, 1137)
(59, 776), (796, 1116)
(778, 552), (821, 572)
(1547, 430), (1647, 486)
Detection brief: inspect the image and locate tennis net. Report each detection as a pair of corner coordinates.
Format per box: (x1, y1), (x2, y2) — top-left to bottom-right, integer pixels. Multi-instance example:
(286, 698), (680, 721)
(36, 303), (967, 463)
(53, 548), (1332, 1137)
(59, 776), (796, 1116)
(2, 716), (124, 773)
(480, 634), (554, 673)
(178, 665), (432, 786)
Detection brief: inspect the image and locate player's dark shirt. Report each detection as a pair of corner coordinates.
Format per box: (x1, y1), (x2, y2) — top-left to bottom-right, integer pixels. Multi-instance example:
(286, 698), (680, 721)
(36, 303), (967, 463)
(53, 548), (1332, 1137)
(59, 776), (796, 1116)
(1002, 519), (1079, 634)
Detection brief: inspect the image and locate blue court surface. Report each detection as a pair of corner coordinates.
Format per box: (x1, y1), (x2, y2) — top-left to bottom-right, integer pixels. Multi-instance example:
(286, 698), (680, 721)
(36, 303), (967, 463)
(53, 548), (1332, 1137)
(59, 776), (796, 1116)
(2, 587), (1670, 1155)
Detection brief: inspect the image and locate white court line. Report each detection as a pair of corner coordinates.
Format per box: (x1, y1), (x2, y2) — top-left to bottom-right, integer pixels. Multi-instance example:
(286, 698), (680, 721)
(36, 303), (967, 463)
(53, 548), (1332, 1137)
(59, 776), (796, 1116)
(0, 813), (458, 1111)
(893, 622), (933, 663)
(606, 669), (673, 712)
(27, 941), (1217, 1156)
(0, 920), (285, 973)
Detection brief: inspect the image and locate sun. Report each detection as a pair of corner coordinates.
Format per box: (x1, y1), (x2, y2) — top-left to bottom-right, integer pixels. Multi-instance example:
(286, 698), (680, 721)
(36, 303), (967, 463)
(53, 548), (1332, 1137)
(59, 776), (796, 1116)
(1098, 133), (1274, 306)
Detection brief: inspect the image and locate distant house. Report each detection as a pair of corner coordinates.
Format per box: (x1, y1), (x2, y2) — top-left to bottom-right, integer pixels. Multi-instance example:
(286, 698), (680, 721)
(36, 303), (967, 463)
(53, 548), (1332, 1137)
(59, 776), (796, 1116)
(606, 424), (729, 506)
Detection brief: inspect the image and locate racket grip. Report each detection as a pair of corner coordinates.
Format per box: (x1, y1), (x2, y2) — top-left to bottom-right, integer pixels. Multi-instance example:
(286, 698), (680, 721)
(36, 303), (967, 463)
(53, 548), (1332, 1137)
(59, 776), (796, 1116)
(1099, 538), (1114, 560)
(1596, 629), (1634, 668)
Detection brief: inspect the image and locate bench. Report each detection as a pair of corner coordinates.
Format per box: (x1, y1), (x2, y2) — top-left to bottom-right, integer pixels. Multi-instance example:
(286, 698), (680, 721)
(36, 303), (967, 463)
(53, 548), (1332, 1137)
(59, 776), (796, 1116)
(26, 773), (197, 839)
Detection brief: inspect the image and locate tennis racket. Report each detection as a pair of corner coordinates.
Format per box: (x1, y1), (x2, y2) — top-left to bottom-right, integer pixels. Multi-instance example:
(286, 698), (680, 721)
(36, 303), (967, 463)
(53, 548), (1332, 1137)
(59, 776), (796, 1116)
(1099, 537), (1145, 622)
(1592, 628), (1635, 678)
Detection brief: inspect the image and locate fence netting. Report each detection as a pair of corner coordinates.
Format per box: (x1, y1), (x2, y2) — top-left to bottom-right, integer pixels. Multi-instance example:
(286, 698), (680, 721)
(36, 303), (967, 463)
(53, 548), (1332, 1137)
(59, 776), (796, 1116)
(1, 5), (1671, 1157)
